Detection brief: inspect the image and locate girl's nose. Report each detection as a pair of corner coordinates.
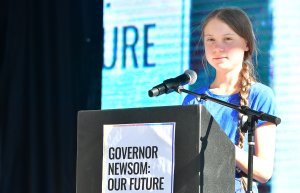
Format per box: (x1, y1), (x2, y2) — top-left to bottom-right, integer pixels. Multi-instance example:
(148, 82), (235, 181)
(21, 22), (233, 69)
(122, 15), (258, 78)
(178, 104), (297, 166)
(213, 42), (225, 52)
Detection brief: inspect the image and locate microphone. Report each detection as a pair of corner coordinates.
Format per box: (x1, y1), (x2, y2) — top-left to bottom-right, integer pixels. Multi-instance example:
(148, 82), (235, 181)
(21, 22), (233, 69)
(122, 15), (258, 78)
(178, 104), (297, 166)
(148, 69), (197, 97)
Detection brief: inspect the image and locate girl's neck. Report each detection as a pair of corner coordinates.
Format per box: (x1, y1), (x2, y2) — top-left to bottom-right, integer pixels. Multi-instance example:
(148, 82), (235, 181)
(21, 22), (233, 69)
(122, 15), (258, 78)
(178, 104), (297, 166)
(209, 71), (241, 95)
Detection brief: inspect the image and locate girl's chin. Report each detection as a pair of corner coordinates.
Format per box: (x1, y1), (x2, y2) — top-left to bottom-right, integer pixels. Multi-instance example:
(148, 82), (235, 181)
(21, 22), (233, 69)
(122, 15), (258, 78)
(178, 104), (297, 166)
(210, 64), (237, 72)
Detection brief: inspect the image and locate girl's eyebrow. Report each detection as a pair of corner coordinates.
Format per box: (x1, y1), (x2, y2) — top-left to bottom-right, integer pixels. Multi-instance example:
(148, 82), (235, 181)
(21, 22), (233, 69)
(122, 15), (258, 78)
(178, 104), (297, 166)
(224, 33), (235, 36)
(204, 33), (236, 36)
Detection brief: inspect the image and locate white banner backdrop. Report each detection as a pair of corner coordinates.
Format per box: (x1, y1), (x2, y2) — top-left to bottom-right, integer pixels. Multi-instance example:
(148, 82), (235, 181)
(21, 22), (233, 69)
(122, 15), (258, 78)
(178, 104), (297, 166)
(102, 123), (176, 193)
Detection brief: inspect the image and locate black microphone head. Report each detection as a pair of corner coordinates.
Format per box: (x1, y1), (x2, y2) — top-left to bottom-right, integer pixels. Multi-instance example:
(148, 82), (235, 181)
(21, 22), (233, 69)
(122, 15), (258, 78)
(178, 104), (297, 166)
(148, 70), (197, 97)
(184, 69), (197, 85)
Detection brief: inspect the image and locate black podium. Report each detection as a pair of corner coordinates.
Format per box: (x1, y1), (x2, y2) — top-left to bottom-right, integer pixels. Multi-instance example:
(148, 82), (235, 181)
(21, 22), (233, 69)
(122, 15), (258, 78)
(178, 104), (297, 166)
(76, 105), (235, 193)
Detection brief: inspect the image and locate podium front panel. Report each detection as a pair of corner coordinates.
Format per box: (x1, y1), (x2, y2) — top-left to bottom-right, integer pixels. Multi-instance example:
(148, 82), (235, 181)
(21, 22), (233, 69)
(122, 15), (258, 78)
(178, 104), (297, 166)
(76, 105), (234, 193)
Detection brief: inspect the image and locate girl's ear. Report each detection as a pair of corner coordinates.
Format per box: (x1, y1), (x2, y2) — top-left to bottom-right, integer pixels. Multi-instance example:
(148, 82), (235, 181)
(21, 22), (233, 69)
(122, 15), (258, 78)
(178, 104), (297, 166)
(244, 41), (249, 52)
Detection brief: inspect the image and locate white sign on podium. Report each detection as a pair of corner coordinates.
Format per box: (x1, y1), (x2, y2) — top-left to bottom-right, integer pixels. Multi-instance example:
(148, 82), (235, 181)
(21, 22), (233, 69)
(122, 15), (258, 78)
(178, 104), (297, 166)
(102, 123), (175, 193)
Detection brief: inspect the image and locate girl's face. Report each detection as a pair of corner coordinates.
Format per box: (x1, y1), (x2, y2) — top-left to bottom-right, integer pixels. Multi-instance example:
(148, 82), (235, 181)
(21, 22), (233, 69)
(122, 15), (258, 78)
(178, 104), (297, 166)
(203, 18), (249, 73)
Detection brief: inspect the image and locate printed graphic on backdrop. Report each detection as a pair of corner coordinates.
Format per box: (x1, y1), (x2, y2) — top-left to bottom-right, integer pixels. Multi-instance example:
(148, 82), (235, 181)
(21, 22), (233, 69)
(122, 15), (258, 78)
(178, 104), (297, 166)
(102, 0), (191, 109)
(102, 123), (175, 193)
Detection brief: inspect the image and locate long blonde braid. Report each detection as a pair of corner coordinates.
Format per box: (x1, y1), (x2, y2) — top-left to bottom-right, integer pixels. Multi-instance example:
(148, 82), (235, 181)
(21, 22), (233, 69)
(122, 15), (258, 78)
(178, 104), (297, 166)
(237, 60), (256, 190)
(238, 61), (252, 147)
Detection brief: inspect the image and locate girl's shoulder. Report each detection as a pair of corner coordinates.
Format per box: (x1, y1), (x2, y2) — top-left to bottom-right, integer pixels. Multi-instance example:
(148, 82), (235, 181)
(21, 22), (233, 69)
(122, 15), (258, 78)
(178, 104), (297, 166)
(249, 82), (277, 125)
(249, 82), (275, 98)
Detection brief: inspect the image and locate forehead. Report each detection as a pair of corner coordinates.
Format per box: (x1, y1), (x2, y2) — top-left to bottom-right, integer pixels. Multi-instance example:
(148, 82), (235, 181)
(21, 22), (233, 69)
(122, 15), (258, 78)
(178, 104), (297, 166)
(203, 18), (237, 36)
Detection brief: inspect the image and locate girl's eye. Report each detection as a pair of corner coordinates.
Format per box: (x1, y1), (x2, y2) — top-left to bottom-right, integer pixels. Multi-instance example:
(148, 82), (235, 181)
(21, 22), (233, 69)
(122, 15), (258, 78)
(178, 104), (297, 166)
(225, 37), (233, 41)
(206, 38), (214, 42)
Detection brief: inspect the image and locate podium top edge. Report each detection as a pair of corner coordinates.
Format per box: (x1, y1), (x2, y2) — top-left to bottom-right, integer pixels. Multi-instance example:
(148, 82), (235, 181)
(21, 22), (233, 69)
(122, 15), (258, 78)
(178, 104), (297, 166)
(78, 104), (204, 114)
